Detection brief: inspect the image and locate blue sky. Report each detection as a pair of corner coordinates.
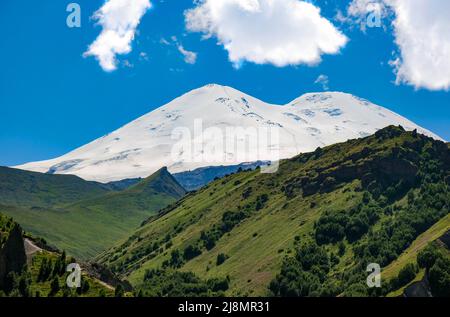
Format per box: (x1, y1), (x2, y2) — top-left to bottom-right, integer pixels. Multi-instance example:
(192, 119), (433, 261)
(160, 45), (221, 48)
(0, 0), (449, 166)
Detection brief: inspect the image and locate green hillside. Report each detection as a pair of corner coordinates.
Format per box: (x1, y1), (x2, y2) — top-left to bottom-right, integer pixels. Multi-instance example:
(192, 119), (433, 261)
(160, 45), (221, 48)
(0, 166), (110, 208)
(97, 126), (450, 296)
(0, 167), (186, 259)
(385, 217), (450, 297)
(1, 212), (116, 297)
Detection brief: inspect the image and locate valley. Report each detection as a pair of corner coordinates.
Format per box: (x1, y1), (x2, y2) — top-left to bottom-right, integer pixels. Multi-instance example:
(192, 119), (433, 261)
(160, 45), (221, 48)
(0, 167), (185, 259)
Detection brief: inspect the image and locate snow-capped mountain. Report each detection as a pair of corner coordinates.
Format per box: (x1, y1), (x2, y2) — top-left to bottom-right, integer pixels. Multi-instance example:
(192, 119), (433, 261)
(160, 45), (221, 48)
(16, 84), (442, 182)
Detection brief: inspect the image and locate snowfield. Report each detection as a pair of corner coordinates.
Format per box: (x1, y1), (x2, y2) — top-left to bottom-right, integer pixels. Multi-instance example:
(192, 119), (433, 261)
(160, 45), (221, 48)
(16, 84), (443, 182)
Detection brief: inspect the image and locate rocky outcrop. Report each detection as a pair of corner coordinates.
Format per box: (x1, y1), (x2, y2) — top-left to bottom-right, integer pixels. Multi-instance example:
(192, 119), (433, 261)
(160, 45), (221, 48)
(0, 224), (27, 289)
(438, 230), (450, 249)
(84, 262), (132, 291)
(282, 128), (448, 199)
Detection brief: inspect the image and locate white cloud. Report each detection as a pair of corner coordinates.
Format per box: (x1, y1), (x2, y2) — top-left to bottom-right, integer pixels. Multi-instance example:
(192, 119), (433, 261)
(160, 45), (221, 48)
(84, 0), (151, 71)
(161, 36), (198, 64)
(346, 0), (389, 31)
(139, 51), (149, 61)
(347, 0), (450, 91)
(177, 45), (198, 64)
(347, 0), (387, 18)
(389, 0), (450, 91)
(314, 74), (329, 90)
(185, 0), (348, 67)
(122, 59), (134, 68)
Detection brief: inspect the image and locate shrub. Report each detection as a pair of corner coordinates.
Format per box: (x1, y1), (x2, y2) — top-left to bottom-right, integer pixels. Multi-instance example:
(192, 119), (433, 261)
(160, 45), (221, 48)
(183, 244), (202, 261)
(242, 187), (252, 199)
(169, 249), (184, 268)
(255, 194), (269, 210)
(115, 284), (124, 297)
(396, 263), (417, 287)
(49, 277), (60, 296)
(417, 243), (440, 269)
(429, 257), (450, 297)
(216, 253), (228, 266)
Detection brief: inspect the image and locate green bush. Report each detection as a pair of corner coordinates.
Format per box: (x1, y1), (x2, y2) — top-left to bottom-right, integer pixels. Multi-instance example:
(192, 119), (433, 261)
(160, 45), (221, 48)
(216, 253), (228, 266)
(417, 243), (440, 269)
(396, 263), (417, 287)
(428, 257), (450, 297)
(183, 244), (202, 261)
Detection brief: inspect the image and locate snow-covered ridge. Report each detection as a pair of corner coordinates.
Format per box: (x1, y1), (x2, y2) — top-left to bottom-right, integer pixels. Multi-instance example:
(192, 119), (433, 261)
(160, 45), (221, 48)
(16, 84), (443, 182)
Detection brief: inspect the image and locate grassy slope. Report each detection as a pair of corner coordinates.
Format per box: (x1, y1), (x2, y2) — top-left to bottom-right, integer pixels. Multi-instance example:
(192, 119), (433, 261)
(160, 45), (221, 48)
(0, 212), (15, 248)
(1, 212), (114, 297)
(0, 166), (110, 208)
(0, 167), (186, 259)
(28, 251), (115, 297)
(383, 214), (450, 297)
(100, 127), (450, 296)
(386, 240), (450, 297)
(386, 269), (426, 297)
(383, 213), (450, 281)
(100, 127), (448, 295)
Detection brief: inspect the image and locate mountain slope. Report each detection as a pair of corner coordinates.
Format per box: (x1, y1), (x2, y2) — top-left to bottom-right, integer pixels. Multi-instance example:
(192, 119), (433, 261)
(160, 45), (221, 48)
(0, 213), (26, 290)
(0, 167), (186, 259)
(16, 85), (442, 183)
(0, 166), (111, 208)
(97, 126), (449, 296)
(173, 161), (268, 191)
(0, 212), (116, 297)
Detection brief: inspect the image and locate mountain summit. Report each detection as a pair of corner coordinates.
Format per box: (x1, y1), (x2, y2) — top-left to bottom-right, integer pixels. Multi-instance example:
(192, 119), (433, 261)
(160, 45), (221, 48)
(16, 85), (442, 182)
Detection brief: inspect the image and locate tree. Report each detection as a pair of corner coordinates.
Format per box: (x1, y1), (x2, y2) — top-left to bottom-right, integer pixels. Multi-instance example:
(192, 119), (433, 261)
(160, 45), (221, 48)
(255, 194), (269, 210)
(53, 251), (66, 277)
(81, 280), (90, 294)
(417, 244), (440, 269)
(314, 212), (348, 244)
(38, 257), (53, 282)
(49, 277), (60, 296)
(428, 257), (450, 297)
(345, 214), (369, 242)
(170, 249), (184, 268)
(77, 278), (90, 295)
(396, 263), (417, 287)
(62, 286), (72, 297)
(183, 244), (202, 261)
(18, 270), (31, 297)
(338, 242), (346, 257)
(115, 284), (125, 297)
(216, 253), (228, 266)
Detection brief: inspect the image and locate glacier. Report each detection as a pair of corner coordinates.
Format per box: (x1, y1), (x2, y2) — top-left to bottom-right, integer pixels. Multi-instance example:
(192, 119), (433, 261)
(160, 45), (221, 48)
(16, 84), (443, 182)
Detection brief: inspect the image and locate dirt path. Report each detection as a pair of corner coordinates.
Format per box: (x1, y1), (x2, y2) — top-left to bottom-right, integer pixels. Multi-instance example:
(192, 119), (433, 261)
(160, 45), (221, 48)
(24, 238), (42, 259)
(94, 278), (115, 291)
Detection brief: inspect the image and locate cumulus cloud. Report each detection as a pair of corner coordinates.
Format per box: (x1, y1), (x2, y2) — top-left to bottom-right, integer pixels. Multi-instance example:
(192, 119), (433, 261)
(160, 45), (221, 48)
(84, 0), (151, 71)
(389, 0), (450, 91)
(184, 0), (348, 67)
(347, 0), (450, 91)
(314, 74), (329, 91)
